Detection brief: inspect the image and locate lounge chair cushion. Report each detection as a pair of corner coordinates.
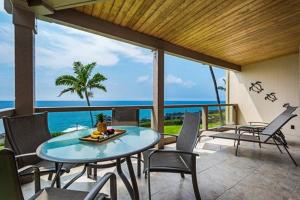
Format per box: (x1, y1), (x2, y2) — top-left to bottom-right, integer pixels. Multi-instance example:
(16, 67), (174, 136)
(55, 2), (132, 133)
(29, 188), (107, 200)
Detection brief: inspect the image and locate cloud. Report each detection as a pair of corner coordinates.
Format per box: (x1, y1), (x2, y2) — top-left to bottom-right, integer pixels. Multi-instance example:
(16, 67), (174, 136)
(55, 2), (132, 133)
(35, 21), (153, 69)
(137, 75), (151, 83)
(0, 0), (4, 13)
(0, 21), (14, 65)
(0, 42), (14, 64)
(166, 74), (196, 88)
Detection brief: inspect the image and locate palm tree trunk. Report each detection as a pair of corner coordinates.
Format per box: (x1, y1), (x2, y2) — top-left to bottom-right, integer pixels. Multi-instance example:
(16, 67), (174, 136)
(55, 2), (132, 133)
(85, 90), (94, 127)
(209, 66), (224, 124)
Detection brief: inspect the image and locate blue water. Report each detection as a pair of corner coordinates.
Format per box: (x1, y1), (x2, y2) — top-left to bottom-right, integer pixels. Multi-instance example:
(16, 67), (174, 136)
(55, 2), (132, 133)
(0, 101), (224, 133)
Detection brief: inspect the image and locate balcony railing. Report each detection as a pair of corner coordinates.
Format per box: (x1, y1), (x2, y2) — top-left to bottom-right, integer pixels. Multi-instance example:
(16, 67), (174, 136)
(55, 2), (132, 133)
(0, 104), (238, 145)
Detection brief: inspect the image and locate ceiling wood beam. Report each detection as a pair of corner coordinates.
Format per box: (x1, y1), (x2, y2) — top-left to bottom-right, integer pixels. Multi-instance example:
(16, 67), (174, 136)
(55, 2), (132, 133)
(43, 9), (241, 71)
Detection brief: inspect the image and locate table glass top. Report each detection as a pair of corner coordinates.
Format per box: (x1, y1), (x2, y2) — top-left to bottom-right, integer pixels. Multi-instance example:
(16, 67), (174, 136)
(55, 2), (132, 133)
(36, 126), (160, 163)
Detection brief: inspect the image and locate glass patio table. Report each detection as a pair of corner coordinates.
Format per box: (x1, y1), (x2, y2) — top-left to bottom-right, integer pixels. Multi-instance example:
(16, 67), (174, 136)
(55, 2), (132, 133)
(36, 126), (161, 200)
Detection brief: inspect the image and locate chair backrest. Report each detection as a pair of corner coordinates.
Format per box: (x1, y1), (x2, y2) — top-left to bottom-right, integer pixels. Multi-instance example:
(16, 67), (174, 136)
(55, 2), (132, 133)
(0, 149), (24, 200)
(261, 114), (297, 142)
(277, 105), (297, 118)
(3, 112), (51, 167)
(176, 112), (201, 153)
(111, 108), (139, 126)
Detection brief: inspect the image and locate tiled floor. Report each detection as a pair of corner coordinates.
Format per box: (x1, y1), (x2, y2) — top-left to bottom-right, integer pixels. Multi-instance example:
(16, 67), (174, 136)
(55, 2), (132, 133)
(22, 133), (300, 200)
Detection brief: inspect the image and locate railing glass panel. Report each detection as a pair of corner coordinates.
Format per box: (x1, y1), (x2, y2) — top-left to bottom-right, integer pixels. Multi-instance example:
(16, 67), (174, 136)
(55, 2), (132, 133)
(207, 106), (226, 128)
(139, 109), (152, 128)
(164, 107), (201, 135)
(48, 111), (112, 135)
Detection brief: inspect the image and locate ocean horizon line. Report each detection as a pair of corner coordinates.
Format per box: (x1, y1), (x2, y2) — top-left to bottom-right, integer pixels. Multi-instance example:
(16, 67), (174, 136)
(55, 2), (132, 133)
(0, 100), (225, 102)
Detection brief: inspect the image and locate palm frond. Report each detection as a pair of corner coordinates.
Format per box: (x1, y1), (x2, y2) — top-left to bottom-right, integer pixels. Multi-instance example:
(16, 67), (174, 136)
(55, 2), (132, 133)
(92, 84), (107, 92)
(217, 86), (226, 91)
(87, 73), (107, 89)
(85, 62), (96, 78)
(58, 88), (75, 97)
(76, 90), (84, 99)
(87, 91), (94, 98)
(55, 75), (78, 86)
(73, 61), (84, 75)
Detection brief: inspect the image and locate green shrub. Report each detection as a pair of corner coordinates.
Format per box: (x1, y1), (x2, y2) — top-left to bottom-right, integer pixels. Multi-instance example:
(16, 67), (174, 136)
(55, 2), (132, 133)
(51, 132), (65, 137)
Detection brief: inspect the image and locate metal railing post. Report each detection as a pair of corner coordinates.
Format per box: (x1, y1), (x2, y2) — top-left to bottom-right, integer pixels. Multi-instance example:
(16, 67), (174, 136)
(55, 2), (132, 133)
(201, 106), (208, 130)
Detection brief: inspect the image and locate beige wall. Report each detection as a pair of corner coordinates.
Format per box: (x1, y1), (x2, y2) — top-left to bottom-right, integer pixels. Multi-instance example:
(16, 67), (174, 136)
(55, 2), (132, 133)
(228, 53), (300, 134)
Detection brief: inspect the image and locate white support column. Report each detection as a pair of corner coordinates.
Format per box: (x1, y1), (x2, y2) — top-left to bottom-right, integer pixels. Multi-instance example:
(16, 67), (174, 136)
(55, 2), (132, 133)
(151, 49), (164, 148)
(13, 7), (36, 115)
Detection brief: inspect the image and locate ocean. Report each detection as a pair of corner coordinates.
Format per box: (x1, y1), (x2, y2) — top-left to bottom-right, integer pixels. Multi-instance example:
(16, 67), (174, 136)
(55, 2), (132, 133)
(0, 101), (224, 133)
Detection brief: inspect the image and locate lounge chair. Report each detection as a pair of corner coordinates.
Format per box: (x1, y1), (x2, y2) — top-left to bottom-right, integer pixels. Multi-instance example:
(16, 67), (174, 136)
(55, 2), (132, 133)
(3, 112), (77, 187)
(0, 148), (117, 200)
(143, 112), (202, 200)
(210, 104), (297, 132)
(202, 110), (298, 166)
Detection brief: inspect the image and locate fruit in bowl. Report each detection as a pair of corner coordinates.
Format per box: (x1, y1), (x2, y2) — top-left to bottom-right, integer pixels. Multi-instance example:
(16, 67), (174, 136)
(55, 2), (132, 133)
(93, 130), (101, 135)
(91, 134), (99, 139)
(91, 130), (102, 139)
(106, 128), (115, 135)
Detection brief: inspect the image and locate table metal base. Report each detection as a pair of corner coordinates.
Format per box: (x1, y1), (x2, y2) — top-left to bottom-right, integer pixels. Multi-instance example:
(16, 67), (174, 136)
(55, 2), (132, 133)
(117, 157), (139, 200)
(51, 158), (140, 200)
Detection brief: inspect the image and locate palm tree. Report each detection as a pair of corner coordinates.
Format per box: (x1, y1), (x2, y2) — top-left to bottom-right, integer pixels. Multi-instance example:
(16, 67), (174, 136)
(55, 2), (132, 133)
(217, 78), (226, 92)
(55, 61), (107, 126)
(209, 65), (224, 124)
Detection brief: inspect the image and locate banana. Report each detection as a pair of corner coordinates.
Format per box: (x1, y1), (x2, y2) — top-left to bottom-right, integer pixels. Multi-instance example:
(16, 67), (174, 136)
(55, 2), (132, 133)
(91, 134), (100, 139)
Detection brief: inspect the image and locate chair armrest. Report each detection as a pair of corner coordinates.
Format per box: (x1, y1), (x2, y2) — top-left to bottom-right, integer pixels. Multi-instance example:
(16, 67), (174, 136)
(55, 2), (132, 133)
(84, 172), (117, 200)
(15, 152), (37, 160)
(160, 133), (179, 138)
(146, 150), (198, 172)
(148, 149), (199, 160)
(248, 121), (269, 125)
(237, 125), (265, 133)
(18, 165), (41, 193)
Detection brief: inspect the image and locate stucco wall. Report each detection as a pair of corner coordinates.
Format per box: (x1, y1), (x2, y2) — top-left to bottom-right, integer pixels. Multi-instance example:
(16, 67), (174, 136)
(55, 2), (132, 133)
(228, 53), (300, 135)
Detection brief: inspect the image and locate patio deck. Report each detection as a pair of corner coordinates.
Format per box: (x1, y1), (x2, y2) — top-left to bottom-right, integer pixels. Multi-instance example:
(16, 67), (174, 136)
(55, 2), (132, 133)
(22, 133), (300, 200)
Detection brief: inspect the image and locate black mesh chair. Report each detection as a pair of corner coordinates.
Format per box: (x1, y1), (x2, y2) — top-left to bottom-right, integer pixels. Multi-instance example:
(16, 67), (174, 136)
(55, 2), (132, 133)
(87, 108), (142, 179)
(3, 112), (76, 187)
(143, 112), (202, 200)
(112, 109), (139, 126)
(0, 148), (117, 200)
(112, 108), (142, 177)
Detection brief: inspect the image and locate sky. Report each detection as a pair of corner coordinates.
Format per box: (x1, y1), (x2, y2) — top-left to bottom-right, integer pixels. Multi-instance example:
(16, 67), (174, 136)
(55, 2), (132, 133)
(0, 1), (226, 102)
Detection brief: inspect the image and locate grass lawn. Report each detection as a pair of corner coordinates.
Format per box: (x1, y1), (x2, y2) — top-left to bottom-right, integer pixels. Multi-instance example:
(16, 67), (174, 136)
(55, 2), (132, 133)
(164, 125), (181, 135)
(164, 122), (223, 135)
(0, 144), (4, 150)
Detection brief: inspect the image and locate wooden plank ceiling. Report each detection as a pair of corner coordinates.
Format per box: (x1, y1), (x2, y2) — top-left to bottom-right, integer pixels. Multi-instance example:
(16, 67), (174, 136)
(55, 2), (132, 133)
(73, 0), (300, 66)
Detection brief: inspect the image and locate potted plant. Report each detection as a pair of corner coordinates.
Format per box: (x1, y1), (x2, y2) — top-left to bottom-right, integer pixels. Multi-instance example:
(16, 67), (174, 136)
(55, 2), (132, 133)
(96, 113), (107, 133)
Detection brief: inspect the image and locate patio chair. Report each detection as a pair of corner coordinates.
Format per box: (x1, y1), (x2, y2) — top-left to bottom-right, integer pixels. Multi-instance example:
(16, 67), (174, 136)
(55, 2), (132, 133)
(143, 112), (201, 200)
(87, 108), (142, 179)
(0, 148), (117, 200)
(112, 108), (139, 126)
(3, 112), (76, 187)
(112, 108), (142, 176)
(202, 112), (298, 166)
